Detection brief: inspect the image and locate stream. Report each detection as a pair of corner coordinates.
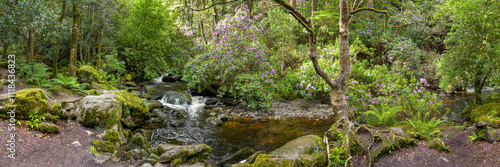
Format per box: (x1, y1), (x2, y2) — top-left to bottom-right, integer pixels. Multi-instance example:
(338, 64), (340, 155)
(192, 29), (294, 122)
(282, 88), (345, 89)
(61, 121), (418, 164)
(143, 80), (498, 163)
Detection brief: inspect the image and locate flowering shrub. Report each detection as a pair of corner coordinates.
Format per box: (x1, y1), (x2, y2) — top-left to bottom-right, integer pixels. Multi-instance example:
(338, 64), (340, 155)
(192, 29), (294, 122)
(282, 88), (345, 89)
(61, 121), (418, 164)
(183, 6), (278, 109)
(387, 37), (427, 80)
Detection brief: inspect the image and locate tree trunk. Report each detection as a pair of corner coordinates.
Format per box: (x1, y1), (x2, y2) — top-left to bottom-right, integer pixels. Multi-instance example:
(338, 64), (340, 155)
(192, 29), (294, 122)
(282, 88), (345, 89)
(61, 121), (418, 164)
(290, 0), (296, 9)
(212, 0), (219, 25)
(333, 0), (352, 118)
(25, 31), (30, 63)
(69, 2), (80, 77)
(53, 1), (66, 78)
(30, 28), (36, 63)
(97, 26), (103, 72)
(2, 41), (9, 60)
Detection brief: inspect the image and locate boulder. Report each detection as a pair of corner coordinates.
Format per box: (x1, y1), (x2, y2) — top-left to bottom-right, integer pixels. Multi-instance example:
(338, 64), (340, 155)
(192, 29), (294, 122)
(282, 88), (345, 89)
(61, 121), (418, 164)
(461, 104), (479, 121)
(483, 126), (500, 141)
(37, 122), (60, 133)
(128, 133), (151, 150)
(252, 154), (302, 167)
(147, 100), (163, 109)
(113, 90), (149, 129)
(470, 103), (500, 128)
(49, 101), (67, 119)
(218, 147), (256, 167)
(485, 93), (500, 104)
(124, 74), (133, 81)
(156, 143), (211, 164)
(270, 135), (325, 159)
(161, 74), (182, 83)
(222, 98), (239, 106)
(77, 66), (100, 83)
(144, 86), (165, 100)
(172, 109), (189, 118)
(77, 93), (122, 128)
(207, 117), (223, 126)
(1, 88), (48, 119)
(162, 91), (192, 105)
(133, 129), (153, 142)
(444, 85), (455, 94)
(92, 82), (106, 90)
(205, 98), (218, 105)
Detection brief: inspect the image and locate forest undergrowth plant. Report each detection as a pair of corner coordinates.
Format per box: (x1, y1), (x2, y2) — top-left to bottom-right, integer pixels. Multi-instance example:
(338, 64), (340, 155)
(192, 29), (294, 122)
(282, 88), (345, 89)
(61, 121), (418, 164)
(18, 62), (53, 87)
(26, 111), (45, 130)
(365, 103), (401, 126)
(53, 73), (81, 89)
(407, 111), (444, 140)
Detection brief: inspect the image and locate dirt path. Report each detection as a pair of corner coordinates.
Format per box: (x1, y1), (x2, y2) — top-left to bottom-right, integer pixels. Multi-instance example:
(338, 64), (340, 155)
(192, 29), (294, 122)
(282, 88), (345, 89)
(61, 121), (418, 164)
(353, 127), (500, 167)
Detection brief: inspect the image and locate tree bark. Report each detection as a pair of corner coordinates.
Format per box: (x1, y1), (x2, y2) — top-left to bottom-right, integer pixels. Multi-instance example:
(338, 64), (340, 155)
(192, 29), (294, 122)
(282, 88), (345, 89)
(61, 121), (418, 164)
(29, 28), (36, 63)
(86, 5), (94, 64)
(2, 41), (9, 60)
(97, 26), (103, 72)
(69, 2), (80, 77)
(334, 0), (351, 118)
(53, 1), (66, 78)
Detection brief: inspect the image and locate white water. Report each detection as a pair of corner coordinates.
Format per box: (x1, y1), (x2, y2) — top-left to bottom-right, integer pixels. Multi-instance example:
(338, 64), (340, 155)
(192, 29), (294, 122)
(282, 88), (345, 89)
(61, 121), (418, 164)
(159, 94), (206, 118)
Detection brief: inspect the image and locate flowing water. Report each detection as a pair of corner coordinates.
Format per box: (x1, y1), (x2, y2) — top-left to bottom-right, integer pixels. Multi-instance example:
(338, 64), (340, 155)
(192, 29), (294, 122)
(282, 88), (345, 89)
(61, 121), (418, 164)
(146, 80), (498, 163)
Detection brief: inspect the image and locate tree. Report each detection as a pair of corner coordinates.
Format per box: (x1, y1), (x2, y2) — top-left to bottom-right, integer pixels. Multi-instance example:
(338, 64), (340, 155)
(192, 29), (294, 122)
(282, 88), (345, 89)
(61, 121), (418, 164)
(69, 1), (81, 77)
(272, 0), (398, 166)
(53, 1), (67, 77)
(437, 0), (500, 104)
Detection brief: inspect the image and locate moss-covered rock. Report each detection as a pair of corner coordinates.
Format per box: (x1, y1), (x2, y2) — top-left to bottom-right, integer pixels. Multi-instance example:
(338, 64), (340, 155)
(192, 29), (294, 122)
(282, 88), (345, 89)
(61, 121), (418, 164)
(156, 143), (212, 164)
(1, 88), (48, 119)
(218, 147), (256, 167)
(485, 93), (500, 104)
(246, 151), (263, 164)
(461, 104), (479, 121)
(77, 93), (122, 129)
(113, 90), (149, 129)
(252, 154), (302, 167)
(482, 126), (500, 141)
(124, 74), (133, 81)
(128, 133), (151, 150)
(470, 103), (500, 128)
(270, 135), (325, 159)
(77, 66), (100, 83)
(37, 122), (60, 133)
(207, 117), (223, 126)
(92, 139), (115, 153)
(49, 101), (67, 119)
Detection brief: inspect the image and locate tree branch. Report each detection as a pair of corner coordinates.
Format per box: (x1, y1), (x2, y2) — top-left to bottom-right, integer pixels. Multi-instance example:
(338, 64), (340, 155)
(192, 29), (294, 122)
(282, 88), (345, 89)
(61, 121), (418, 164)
(271, 0), (314, 34)
(189, 0), (241, 12)
(350, 7), (388, 28)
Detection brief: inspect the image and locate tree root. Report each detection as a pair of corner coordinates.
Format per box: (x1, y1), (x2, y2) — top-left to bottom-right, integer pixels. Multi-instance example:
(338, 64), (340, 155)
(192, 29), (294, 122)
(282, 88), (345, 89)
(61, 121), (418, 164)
(324, 116), (416, 167)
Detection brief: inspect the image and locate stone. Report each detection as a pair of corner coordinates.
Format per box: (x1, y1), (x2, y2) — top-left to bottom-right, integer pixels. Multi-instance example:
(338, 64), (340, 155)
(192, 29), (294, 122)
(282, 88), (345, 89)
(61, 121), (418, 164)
(125, 82), (137, 87)
(450, 112), (465, 123)
(0, 88), (48, 119)
(113, 90), (149, 129)
(205, 98), (218, 105)
(172, 109), (189, 118)
(270, 135), (325, 159)
(222, 98), (239, 106)
(144, 86), (165, 100)
(170, 119), (186, 127)
(94, 153), (111, 164)
(444, 85), (455, 94)
(49, 101), (67, 119)
(133, 129), (153, 142)
(252, 154), (302, 167)
(77, 93), (122, 128)
(128, 133), (151, 150)
(92, 82), (105, 90)
(77, 66), (100, 83)
(37, 122), (61, 133)
(218, 147), (256, 167)
(470, 103), (500, 128)
(72, 141), (81, 146)
(147, 100), (163, 109)
(162, 91), (192, 105)
(246, 151), (263, 164)
(483, 126), (500, 141)
(124, 74), (133, 81)
(485, 93), (500, 104)
(218, 114), (229, 121)
(140, 163), (153, 167)
(207, 117), (223, 126)
(156, 143), (212, 163)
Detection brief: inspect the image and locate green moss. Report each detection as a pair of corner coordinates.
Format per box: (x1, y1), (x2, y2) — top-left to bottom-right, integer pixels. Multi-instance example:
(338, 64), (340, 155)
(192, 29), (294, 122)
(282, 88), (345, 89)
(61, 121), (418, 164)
(91, 139), (115, 153)
(246, 151), (263, 164)
(485, 93), (500, 104)
(461, 104), (479, 121)
(124, 74), (133, 81)
(470, 103), (500, 122)
(233, 163), (252, 167)
(252, 154), (301, 167)
(49, 102), (67, 119)
(37, 122), (60, 133)
(77, 98), (122, 129)
(103, 130), (123, 145)
(77, 66), (100, 83)
(113, 90), (149, 128)
(313, 151), (328, 167)
(171, 157), (183, 166)
(475, 115), (500, 128)
(1, 89), (48, 119)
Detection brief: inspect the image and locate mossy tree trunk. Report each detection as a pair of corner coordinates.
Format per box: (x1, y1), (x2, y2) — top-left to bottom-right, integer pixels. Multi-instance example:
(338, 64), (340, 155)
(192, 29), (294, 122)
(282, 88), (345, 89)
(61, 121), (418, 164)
(53, 0), (66, 78)
(69, 2), (80, 77)
(97, 26), (103, 72)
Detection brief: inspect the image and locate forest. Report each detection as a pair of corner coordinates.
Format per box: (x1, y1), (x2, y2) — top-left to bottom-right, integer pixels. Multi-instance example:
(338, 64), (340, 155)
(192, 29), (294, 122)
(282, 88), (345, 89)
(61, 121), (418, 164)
(0, 0), (500, 167)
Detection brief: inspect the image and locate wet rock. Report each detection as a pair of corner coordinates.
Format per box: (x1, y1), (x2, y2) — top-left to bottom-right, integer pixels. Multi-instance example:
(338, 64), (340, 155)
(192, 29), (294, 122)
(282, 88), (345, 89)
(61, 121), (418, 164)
(162, 74), (182, 83)
(163, 91), (192, 105)
(252, 154), (302, 167)
(144, 86), (165, 100)
(0, 88), (48, 119)
(124, 81), (137, 87)
(139, 163), (153, 167)
(207, 117), (223, 126)
(218, 114), (229, 121)
(170, 119), (187, 127)
(218, 147), (256, 167)
(270, 135), (325, 158)
(156, 143), (211, 163)
(128, 133), (151, 150)
(147, 100), (163, 109)
(77, 93), (122, 128)
(37, 122), (60, 133)
(450, 112), (465, 123)
(172, 109), (189, 118)
(205, 98), (218, 105)
(133, 129), (153, 142)
(113, 90), (150, 129)
(77, 66), (100, 83)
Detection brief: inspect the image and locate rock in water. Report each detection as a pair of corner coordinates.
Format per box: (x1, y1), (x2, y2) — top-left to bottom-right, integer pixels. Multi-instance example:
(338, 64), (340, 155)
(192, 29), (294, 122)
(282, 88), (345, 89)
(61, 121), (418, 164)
(270, 135), (325, 158)
(218, 147), (256, 167)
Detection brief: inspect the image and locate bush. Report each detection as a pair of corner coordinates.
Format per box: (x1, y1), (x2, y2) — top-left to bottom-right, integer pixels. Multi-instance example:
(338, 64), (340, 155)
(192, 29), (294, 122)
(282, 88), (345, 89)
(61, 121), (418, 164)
(183, 6), (277, 109)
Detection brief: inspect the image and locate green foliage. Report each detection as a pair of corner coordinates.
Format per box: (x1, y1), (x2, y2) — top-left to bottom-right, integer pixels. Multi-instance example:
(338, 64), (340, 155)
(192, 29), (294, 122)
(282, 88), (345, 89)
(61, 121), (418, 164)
(89, 146), (98, 156)
(407, 111), (444, 140)
(468, 132), (479, 142)
(365, 104), (401, 126)
(102, 50), (126, 78)
(19, 62), (53, 87)
(436, 0), (500, 97)
(53, 73), (80, 89)
(139, 98), (147, 108)
(26, 111), (44, 130)
(386, 37), (427, 80)
(429, 138), (450, 152)
(328, 147), (346, 167)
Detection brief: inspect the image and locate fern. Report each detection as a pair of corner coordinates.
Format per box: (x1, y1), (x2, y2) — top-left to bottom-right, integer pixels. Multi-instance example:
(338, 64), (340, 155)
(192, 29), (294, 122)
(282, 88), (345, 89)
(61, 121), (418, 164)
(19, 62), (51, 85)
(366, 104), (401, 126)
(407, 117), (443, 140)
(54, 73), (81, 89)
